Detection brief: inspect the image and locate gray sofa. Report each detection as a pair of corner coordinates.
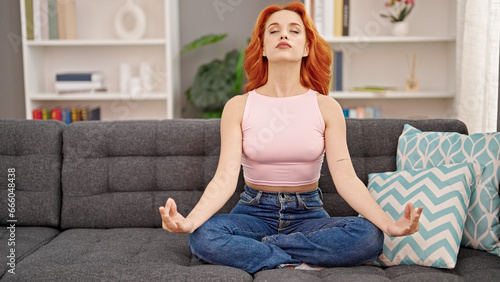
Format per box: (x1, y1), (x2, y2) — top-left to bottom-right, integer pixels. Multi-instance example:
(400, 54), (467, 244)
(0, 118), (499, 281)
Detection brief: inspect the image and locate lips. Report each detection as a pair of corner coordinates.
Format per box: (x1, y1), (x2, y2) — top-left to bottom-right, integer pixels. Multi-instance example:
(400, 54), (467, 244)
(276, 42), (291, 48)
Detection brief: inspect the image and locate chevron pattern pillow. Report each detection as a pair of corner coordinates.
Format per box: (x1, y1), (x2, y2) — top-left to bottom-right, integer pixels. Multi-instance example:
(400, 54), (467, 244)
(367, 163), (480, 268)
(397, 124), (500, 256)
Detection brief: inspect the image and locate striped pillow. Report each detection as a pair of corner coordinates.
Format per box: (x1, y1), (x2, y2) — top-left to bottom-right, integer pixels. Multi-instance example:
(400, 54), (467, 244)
(367, 163), (481, 268)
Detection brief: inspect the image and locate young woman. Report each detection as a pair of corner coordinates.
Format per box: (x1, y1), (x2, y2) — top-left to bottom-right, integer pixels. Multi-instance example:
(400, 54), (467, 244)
(159, 2), (423, 273)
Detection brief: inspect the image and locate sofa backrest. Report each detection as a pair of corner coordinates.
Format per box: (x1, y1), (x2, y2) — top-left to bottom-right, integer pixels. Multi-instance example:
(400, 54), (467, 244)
(0, 119), (65, 227)
(318, 118), (469, 217)
(60, 118), (468, 229)
(60, 119), (245, 229)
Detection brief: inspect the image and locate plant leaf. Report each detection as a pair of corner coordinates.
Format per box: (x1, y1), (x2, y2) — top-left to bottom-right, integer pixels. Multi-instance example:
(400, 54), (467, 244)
(181, 34), (228, 55)
(188, 49), (241, 110)
(234, 47), (245, 94)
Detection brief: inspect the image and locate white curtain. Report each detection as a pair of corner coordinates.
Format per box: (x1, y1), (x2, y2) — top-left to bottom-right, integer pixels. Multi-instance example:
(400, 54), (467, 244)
(456, 0), (500, 133)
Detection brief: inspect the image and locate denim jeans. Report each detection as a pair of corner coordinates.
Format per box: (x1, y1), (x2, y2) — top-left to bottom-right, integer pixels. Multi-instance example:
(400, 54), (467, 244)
(189, 185), (383, 273)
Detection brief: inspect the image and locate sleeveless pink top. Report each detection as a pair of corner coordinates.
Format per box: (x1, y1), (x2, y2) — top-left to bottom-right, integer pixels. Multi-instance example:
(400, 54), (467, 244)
(241, 89), (326, 186)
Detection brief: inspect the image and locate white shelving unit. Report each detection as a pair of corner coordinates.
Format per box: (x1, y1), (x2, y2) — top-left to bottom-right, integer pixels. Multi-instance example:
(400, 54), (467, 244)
(307, 0), (457, 118)
(20, 0), (180, 120)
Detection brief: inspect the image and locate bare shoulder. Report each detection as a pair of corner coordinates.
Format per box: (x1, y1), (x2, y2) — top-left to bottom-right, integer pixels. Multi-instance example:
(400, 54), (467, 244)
(316, 93), (344, 124)
(221, 93), (248, 121)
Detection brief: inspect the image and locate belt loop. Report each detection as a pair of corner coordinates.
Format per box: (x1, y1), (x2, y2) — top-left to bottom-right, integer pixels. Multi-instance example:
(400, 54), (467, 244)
(317, 187), (323, 200)
(254, 191), (262, 205)
(296, 192), (304, 208)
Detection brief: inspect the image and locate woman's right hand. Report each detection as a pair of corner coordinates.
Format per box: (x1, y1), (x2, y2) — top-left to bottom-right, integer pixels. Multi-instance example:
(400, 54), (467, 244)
(159, 198), (195, 234)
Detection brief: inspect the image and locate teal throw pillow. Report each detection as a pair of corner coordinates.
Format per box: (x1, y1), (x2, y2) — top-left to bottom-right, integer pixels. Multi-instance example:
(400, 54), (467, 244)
(367, 163), (480, 268)
(397, 124), (500, 256)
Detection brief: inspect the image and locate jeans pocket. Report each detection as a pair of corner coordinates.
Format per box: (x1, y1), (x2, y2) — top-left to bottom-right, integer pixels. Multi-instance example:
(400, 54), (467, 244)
(302, 196), (324, 210)
(238, 191), (259, 206)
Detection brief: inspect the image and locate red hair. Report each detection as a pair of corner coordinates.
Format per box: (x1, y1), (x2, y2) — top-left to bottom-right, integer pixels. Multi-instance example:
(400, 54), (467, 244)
(244, 2), (332, 95)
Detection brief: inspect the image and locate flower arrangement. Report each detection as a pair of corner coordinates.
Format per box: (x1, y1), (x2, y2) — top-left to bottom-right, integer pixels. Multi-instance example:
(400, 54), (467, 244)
(381, 0), (415, 22)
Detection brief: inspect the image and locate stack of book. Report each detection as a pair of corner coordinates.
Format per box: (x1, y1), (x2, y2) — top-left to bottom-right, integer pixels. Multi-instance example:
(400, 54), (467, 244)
(33, 106), (100, 124)
(342, 106), (383, 119)
(55, 72), (106, 93)
(308, 0), (350, 38)
(25, 0), (77, 40)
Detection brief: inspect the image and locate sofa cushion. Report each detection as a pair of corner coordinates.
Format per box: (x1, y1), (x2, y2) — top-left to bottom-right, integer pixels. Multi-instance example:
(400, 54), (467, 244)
(367, 163), (479, 268)
(0, 120), (65, 227)
(0, 226), (59, 278)
(9, 228), (252, 281)
(397, 124), (500, 256)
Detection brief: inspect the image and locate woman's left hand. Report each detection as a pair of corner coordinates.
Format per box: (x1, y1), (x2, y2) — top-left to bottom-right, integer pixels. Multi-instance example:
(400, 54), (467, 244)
(385, 202), (424, 237)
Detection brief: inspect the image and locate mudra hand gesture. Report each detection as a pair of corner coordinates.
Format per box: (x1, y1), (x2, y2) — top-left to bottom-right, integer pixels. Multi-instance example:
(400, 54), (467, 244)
(159, 198), (194, 234)
(385, 202), (423, 237)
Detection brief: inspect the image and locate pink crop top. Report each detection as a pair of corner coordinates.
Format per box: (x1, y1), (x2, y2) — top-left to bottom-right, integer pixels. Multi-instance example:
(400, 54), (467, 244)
(241, 89), (326, 186)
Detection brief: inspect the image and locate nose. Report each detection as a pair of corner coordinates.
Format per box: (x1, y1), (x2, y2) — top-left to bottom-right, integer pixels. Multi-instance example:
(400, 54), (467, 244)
(280, 35), (288, 40)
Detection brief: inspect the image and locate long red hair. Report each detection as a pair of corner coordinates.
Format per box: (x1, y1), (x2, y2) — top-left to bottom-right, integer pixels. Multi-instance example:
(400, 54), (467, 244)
(244, 2), (332, 95)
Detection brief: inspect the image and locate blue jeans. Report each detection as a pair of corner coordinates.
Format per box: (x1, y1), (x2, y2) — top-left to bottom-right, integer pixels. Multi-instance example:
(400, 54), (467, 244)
(189, 185), (383, 273)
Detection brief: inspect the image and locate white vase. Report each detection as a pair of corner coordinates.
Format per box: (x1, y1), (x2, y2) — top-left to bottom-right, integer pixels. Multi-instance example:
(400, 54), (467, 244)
(114, 0), (147, 40)
(391, 21), (409, 36)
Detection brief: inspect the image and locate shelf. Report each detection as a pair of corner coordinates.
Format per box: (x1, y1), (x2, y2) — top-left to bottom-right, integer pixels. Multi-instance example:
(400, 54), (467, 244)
(325, 36), (456, 44)
(20, 0), (180, 120)
(30, 93), (168, 101)
(330, 91), (455, 99)
(25, 39), (166, 47)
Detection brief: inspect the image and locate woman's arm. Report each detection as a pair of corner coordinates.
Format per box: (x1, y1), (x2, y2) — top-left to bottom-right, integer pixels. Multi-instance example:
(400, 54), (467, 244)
(159, 95), (246, 233)
(318, 95), (422, 237)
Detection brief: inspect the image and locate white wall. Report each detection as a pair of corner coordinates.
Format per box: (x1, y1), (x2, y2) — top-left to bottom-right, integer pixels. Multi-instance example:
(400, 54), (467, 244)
(0, 0), (26, 119)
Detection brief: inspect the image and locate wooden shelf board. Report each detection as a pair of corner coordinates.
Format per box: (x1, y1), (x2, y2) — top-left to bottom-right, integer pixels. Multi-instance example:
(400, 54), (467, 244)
(330, 91), (455, 99)
(25, 39), (166, 47)
(30, 92), (168, 101)
(325, 36), (456, 43)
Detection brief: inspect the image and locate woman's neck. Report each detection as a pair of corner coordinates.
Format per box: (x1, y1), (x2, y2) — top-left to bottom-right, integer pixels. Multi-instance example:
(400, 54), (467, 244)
(258, 61), (308, 97)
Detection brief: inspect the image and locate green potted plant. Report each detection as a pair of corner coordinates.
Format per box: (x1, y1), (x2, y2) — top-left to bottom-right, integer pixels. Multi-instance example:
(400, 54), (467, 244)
(182, 34), (246, 118)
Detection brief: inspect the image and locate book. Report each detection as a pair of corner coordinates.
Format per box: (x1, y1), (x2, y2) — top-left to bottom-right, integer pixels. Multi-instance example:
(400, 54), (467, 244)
(56, 72), (103, 82)
(62, 108), (71, 124)
(33, 0), (41, 40)
(313, 0), (324, 36)
(356, 106), (365, 118)
(25, 0), (34, 40)
(57, 0), (77, 39)
(55, 82), (105, 92)
(80, 107), (89, 121)
(323, 0), (334, 38)
(329, 55), (335, 92)
(48, 0), (59, 40)
(50, 107), (62, 121)
(41, 108), (50, 120)
(348, 107), (357, 118)
(71, 107), (81, 122)
(342, 0), (350, 36)
(32, 108), (42, 119)
(89, 107), (101, 121)
(334, 0), (343, 37)
(365, 107), (374, 118)
(334, 51), (343, 91)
